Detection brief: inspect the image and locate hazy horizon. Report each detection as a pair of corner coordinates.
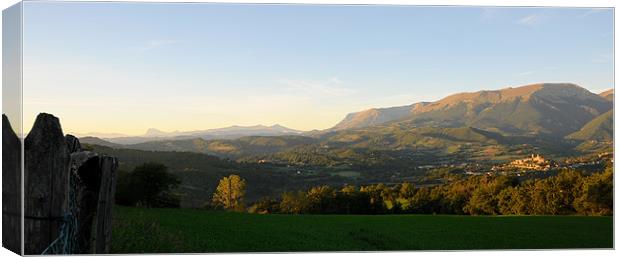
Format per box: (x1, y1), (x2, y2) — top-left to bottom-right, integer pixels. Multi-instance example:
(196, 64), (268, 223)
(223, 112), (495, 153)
(19, 81), (611, 138)
(20, 2), (613, 135)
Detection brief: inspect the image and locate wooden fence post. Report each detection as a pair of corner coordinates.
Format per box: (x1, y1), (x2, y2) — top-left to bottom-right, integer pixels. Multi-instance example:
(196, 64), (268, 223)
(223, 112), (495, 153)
(70, 151), (100, 254)
(19, 113), (118, 254)
(95, 156), (117, 254)
(24, 113), (70, 255)
(69, 146), (118, 254)
(2, 114), (22, 255)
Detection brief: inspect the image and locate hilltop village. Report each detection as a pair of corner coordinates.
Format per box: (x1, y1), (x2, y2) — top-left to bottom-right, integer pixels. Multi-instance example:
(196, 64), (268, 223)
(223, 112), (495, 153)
(492, 154), (557, 172)
(488, 153), (613, 175)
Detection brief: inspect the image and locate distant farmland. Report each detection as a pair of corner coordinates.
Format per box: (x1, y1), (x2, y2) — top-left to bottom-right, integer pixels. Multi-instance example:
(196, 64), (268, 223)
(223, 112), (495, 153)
(112, 206), (613, 253)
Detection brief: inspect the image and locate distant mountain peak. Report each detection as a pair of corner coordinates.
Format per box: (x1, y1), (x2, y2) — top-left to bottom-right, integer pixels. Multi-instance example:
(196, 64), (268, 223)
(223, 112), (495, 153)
(144, 128), (167, 137)
(270, 124), (293, 130)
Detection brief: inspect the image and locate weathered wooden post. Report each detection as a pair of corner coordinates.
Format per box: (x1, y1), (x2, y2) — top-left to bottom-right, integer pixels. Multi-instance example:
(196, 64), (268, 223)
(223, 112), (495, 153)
(24, 113), (70, 255)
(2, 114), (22, 255)
(66, 134), (82, 153)
(18, 113), (118, 254)
(95, 156), (117, 254)
(68, 138), (118, 254)
(69, 147), (100, 254)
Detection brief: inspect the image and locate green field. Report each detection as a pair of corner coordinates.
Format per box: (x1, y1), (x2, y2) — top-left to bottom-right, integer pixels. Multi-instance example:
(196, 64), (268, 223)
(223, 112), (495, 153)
(111, 206), (613, 253)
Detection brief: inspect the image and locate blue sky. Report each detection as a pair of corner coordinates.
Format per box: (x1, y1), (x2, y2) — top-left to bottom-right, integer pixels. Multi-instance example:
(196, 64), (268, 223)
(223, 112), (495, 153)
(22, 2), (614, 135)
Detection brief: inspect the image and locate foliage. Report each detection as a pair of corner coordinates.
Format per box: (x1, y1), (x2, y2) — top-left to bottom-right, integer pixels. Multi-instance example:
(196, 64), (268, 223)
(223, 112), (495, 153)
(245, 166), (613, 216)
(463, 176), (516, 215)
(115, 162), (181, 208)
(573, 166), (614, 215)
(115, 170), (136, 206)
(247, 197), (279, 214)
(211, 174), (247, 211)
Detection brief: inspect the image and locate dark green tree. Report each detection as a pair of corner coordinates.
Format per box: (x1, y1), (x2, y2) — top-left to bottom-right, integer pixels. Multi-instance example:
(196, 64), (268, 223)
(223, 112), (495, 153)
(118, 162), (181, 208)
(114, 169), (137, 206)
(574, 167), (613, 215)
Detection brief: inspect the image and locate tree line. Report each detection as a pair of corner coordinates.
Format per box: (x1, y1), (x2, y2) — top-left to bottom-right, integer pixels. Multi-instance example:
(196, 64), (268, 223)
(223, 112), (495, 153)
(241, 166), (612, 216)
(115, 162), (612, 216)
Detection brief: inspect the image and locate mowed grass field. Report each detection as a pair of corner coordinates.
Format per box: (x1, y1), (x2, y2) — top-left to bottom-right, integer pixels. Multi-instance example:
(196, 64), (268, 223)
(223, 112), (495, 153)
(111, 206), (613, 253)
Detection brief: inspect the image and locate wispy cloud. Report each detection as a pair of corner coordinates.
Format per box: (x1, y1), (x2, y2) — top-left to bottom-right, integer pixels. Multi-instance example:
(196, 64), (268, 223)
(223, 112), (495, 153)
(138, 39), (178, 52)
(277, 77), (356, 97)
(516, 14), (543, 27)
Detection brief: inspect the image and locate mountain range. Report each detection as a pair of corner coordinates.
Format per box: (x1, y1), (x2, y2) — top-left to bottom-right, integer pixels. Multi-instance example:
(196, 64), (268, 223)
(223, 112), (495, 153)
(331, 83), (612, 137)
(87, 124), (304, 144)
(80, 83), (613, 164)
(143, 124), (302, 138)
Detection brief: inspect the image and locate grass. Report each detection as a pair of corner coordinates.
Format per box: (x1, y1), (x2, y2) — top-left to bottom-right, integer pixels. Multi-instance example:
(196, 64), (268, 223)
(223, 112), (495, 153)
(111, 206), (613, 253)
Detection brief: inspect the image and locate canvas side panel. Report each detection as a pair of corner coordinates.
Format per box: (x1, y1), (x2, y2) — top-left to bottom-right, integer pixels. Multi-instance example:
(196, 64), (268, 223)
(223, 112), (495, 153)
(2, 1), (23, 256)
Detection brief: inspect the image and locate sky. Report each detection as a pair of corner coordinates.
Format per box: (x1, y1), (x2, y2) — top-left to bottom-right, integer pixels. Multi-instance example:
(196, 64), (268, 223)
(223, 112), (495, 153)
(21, 2), (614, 135)
(3, 3), (22, 135)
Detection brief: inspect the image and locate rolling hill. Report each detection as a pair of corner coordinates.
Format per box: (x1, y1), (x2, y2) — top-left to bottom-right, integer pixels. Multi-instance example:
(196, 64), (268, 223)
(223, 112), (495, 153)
(83, 144), (346, 207)
(79, 136), (125, 148)
(104, 135), (320, 158)
(252, 124), (579, 167)
(567, 110), (613, 141)
(83, 125), (536, 168)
